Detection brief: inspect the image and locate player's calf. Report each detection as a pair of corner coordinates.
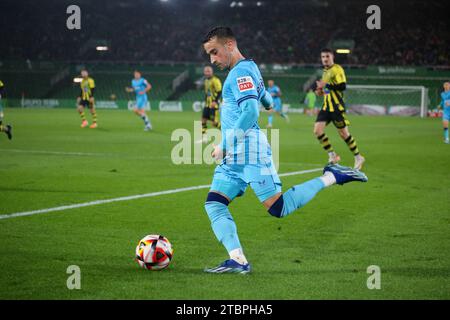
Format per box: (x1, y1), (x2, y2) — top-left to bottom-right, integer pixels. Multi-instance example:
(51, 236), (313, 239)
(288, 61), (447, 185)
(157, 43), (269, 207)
(267, 164), (367, 218)
(204, 192), (250, 271)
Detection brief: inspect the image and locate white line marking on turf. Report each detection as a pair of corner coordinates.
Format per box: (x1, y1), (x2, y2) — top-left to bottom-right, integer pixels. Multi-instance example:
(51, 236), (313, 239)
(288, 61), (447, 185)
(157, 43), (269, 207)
(0, 149), (171, 159)
(0, 168), (322, 220)
(0, 149), (101, 156)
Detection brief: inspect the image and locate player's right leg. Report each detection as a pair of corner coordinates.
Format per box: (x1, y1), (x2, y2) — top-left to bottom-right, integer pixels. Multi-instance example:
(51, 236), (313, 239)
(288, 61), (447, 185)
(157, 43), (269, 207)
(275, 101), (289, 122)
(0, 105), (12, 140)
(88, 106), (98, 128)
(314, 118), (340, 164)
(0, 123), (12, 140)
(77, 102), (88, 128)
(267, 109), (273, 128)
(201, 107), (210, 134)
(135, 97), (152, 131)
(203, 165), (251, 274)
(443, 118), (449, 144)
(87, 98), (98, 129)
(198, 107), (212, 143)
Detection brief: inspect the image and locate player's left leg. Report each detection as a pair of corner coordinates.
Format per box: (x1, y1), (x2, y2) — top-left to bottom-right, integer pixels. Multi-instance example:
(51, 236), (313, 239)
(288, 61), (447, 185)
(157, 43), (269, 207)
(334, 113), (365, 170)
(443, 118), (449, 143)
(88, 100), (97, 128)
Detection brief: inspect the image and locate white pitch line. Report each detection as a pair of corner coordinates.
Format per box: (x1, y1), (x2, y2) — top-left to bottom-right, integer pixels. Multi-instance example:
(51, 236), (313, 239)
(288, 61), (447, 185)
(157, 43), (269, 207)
(0, 149), (101, 156)
(0, 168), (322, 220)
(0, 149), (171, 160)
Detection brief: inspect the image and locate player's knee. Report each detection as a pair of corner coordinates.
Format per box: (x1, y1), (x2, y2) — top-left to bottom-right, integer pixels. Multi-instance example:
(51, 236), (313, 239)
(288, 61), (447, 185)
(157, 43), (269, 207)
(338, 129), (349, 139)
(204, 192), (230, 221)
(267, 195), (284, 218)
(313, 126), (323, 137)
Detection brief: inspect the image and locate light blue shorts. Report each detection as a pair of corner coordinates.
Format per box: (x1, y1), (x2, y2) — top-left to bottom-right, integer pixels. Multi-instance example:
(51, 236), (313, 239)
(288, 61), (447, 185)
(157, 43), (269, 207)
(136, 95), (148, 109)
(209, 157), (282, 203)
(443, 111), (450, 121)
(273, 99), (282, 112)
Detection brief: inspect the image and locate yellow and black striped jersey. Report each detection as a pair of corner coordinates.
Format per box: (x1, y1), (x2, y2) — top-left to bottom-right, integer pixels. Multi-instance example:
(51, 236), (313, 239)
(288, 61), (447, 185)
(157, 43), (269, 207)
(204, 75), (222, 108)
(80, 77), (95, 100)
(0, 80), (4, 98)
(321, 64), (347, 112)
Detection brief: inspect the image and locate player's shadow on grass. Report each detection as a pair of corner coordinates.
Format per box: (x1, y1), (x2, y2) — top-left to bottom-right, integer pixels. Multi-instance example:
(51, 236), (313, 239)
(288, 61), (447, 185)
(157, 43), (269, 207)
(93, 127), (111, 132)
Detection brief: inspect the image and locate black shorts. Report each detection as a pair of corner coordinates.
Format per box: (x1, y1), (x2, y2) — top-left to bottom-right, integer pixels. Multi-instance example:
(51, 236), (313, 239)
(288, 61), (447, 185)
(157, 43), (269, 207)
(79, 99), (91, 107)
(315, 108), (350, 129)
(202, 106), (218, 122)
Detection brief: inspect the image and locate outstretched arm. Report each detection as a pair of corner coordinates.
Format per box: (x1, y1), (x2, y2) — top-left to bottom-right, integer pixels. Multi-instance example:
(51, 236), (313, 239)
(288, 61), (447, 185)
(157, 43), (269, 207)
(261, 90), (274, 110)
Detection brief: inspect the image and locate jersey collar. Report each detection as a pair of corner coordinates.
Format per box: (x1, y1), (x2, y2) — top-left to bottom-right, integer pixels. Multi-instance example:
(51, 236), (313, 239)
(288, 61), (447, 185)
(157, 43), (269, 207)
(229, 58), (252, 71)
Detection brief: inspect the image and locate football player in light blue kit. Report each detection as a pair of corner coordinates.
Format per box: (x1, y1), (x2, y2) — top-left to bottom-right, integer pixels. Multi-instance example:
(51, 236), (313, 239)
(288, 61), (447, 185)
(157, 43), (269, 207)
(202, 27), (368, 274)
(126, 70), (152, 131)
(438, 82), (450, 144)
(267, 79), (289, 128)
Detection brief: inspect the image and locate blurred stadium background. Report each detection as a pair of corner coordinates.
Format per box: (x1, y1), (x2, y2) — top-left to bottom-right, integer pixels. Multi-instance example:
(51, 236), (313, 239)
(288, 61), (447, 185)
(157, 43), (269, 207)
(0, 0), (449, 115)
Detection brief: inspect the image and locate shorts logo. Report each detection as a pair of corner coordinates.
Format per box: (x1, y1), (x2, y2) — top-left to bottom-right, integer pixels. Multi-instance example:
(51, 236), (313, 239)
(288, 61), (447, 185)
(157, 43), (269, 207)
(237, 76), (254, 92)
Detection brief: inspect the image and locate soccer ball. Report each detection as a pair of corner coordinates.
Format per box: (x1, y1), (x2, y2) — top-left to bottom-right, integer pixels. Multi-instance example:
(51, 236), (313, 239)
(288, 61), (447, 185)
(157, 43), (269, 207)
(135, 234), (173, 270)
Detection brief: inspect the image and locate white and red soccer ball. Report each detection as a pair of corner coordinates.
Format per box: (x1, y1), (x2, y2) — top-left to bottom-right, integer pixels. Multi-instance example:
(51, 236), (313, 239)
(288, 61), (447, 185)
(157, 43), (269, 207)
(135, 235), (173, 270)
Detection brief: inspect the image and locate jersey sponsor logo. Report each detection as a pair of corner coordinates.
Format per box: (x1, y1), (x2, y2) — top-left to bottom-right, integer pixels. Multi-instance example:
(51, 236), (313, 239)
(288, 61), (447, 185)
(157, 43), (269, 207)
(237, 76), (254, 92)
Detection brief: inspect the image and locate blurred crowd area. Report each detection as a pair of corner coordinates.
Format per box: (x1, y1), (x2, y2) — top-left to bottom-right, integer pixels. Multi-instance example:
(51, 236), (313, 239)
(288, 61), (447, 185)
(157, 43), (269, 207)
(1, 0), (449, 66)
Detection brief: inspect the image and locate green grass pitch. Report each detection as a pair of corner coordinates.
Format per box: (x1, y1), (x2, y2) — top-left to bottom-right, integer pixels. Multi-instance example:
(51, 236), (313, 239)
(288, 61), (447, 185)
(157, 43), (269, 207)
(0, 108), (449, 299)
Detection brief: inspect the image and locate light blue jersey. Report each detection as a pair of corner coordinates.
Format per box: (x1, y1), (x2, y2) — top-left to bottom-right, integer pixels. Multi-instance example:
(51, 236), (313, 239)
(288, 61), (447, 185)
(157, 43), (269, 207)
(132, 77), (149, 109)
(267, 85), (282, 111)
(221, 59), (271, 163)
(440, 90), (450, 121)
(210, 59), (281, 203)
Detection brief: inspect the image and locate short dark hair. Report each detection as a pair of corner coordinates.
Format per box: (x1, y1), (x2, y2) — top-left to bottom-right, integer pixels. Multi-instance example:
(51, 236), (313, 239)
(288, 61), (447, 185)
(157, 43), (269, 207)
(203, 26), (235, 44)
(321, 48), (334, 54)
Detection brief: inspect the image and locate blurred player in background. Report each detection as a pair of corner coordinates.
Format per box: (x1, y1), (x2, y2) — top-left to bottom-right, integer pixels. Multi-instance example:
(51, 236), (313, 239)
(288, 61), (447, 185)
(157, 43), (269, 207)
(201, 65), (222, 140)
(0, 80), (12, 140)
(125, 70), (152, 131)
(314, 48), (365, 170)
(438, 81), (450, 144)
(266, 79), (289, 128)
(304, 88), (317, 116)
(202, 27), (368, 274)
(77, 69), (98, 128)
